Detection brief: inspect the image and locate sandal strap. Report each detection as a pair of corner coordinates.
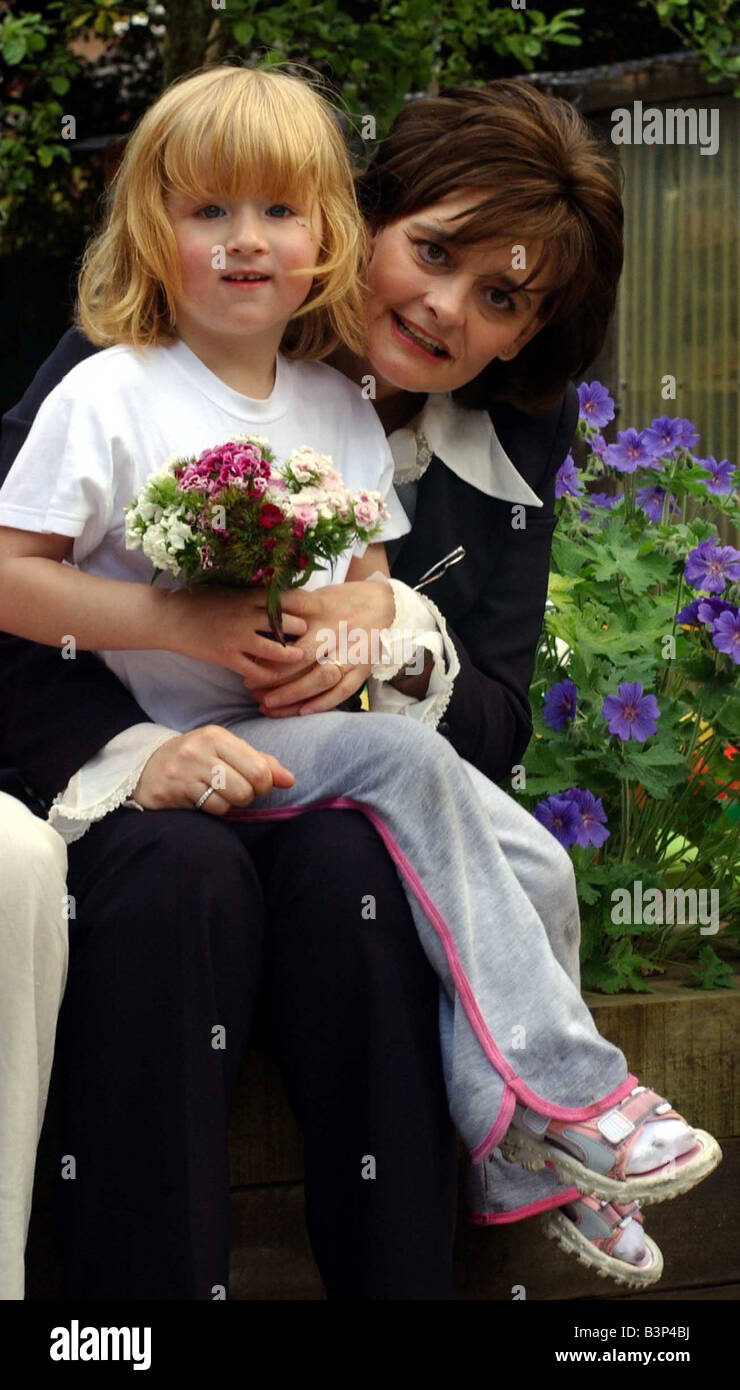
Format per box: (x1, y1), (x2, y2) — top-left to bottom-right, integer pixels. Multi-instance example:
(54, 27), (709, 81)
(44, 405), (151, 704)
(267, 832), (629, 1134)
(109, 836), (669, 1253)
(541, 1088), (685, 1182)
(566, 1196), (643, 1256)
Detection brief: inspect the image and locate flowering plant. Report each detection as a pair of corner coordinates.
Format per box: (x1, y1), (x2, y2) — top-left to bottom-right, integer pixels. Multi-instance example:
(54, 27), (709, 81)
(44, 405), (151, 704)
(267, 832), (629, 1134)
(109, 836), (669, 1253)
(524, 383), (739, 993)
(125, 437), (389, 641)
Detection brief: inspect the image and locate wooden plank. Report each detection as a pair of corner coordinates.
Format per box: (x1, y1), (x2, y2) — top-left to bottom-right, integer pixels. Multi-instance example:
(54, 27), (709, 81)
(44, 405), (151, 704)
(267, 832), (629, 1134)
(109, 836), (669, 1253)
(228, 1050), (304, 1187)
(615, 1283), (740, 1301)
(584, 980), (740, 1138)
(229, 1186), (325, 1301)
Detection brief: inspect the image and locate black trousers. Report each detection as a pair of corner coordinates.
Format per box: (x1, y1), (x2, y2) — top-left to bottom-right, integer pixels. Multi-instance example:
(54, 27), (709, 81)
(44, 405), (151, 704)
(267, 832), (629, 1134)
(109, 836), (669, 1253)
(59, 805), (458, 1300)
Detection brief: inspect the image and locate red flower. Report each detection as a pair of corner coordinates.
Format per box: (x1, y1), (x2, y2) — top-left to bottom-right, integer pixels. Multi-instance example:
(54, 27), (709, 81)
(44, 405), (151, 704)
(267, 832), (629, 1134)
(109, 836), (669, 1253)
(298, 554), (308, 571)
(259, 503), (283, 529)
(262, 536), (278, 550)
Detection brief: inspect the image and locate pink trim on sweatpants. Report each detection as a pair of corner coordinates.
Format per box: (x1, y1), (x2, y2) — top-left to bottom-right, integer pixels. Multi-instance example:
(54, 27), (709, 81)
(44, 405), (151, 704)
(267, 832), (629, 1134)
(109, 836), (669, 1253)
(470, 1084), (516, 1163)
(226, 797), (639, 1139)
(467, 1185), (581, 1226)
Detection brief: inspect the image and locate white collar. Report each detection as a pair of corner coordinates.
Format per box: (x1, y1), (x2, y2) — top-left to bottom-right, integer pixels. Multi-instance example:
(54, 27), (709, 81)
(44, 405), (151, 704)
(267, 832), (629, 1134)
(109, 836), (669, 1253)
(386, 392), (543, 507)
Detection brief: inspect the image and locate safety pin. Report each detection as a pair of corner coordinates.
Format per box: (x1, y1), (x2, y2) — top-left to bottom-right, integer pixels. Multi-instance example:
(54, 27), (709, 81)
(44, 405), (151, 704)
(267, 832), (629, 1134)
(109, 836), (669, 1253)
(413, 545), (466, 592)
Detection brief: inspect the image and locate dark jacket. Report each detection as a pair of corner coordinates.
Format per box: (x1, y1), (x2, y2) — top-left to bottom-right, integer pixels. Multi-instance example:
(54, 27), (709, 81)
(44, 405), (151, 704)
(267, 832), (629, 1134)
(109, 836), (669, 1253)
(0, 328), (576, 805)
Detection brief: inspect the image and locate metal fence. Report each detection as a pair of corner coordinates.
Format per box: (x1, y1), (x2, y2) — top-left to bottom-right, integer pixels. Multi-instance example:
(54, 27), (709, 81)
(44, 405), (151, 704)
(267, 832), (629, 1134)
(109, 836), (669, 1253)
(616, 93), (739, 472)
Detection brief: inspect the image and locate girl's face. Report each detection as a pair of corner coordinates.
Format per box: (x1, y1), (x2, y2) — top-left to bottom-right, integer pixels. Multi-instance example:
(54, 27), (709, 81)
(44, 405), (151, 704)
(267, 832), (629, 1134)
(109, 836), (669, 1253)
(165, 189), (322, 352)
(364, 191), (551, 394)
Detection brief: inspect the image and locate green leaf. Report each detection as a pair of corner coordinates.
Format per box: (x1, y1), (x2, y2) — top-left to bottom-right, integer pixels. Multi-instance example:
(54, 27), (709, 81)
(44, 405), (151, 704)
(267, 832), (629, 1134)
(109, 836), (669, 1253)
(689, 945), (735, 990)
(232, 21), (255, 44)
(3, 36), (27, 64)
(49, 76), (70, 95)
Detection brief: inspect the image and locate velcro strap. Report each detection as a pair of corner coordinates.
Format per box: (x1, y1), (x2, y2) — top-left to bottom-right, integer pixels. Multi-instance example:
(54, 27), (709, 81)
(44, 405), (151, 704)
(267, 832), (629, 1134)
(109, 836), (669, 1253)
(522, 1106), (551, 1136)
(597, 1109), (635, 1145)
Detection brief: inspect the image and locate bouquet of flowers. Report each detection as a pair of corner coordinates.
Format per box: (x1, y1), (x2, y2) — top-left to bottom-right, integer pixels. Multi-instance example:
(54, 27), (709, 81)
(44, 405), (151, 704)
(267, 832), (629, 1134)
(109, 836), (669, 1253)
(125, 436), (389, 641)
(523, 383), (739, 993)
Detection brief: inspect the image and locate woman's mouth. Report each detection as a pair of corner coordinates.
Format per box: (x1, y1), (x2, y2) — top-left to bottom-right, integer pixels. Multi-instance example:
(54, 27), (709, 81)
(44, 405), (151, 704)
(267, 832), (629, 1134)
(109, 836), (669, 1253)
(391, 310), (450, 360)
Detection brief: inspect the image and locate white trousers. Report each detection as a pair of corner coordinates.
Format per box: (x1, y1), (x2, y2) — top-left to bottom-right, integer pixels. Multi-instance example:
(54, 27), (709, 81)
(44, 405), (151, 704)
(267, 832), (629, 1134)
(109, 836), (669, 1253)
(0, 793), (68, 1299)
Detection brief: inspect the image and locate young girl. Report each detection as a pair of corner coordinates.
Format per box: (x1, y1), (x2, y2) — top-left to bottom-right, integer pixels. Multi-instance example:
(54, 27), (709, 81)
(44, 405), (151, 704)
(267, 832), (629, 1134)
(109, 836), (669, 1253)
(0, 64), (721, 1285)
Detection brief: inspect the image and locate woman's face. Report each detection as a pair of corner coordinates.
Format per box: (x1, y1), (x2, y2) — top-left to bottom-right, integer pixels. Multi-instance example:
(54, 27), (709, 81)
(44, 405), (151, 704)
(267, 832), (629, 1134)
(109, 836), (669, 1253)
(364, 191), (551, 394)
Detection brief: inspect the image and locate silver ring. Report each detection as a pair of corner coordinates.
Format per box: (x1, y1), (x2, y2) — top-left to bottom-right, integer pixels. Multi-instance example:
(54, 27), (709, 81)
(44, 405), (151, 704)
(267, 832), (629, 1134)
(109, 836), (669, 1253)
(193, 786), (216, 810)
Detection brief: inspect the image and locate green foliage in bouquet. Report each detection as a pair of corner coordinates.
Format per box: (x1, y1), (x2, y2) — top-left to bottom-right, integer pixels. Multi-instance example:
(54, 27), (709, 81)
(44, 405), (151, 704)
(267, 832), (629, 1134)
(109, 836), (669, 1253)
(522, 384), (739, 994)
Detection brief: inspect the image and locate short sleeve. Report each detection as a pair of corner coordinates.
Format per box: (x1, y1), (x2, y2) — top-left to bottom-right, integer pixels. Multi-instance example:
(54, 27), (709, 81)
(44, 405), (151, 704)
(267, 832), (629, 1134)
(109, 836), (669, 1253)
(0, 377), (116, 558)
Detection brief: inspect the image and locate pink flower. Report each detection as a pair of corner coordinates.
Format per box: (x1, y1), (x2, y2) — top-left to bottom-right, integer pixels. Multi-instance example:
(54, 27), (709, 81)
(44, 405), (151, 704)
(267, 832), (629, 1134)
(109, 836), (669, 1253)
(354, 494), (379, 527)
(291, 503), (319, 530)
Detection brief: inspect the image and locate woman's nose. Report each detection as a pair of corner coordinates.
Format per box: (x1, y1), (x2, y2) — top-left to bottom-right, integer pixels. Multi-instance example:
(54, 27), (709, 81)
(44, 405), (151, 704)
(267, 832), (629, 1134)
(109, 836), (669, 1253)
(421, 277), (468, 327)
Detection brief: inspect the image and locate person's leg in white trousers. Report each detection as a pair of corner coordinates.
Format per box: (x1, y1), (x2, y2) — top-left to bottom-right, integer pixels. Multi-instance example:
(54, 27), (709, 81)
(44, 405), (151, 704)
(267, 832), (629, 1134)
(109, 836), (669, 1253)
(0, 793), (68, 1299)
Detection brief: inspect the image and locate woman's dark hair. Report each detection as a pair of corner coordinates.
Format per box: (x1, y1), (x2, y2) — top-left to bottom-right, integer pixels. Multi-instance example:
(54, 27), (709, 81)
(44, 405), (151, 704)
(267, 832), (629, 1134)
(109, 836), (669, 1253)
(356, 80), (624, 413)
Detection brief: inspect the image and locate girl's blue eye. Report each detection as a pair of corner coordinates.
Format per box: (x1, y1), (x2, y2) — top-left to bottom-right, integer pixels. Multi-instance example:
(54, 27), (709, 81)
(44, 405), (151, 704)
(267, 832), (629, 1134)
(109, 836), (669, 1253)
(267, 204), (293, 218)
(198, 204), (225, 219)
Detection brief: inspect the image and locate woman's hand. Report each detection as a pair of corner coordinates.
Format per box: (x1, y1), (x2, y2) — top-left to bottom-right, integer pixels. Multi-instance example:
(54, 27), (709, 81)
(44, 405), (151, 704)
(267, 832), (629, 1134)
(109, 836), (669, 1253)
(163, 586), (309, 680)
(132, 724), (295, 813)
(247, 580), (395, 715)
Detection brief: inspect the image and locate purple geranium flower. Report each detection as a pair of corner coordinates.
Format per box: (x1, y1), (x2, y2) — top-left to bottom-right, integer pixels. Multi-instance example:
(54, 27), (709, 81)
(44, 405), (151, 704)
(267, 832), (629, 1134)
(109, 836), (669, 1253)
(543, 678), (578, 732)
(577, 381), (615, 429)
(635, 485), (680, 522)
(579, 491), (623, 522)
(674, 418), (700, 452)
(684, 539), (740, 594)
(589, 433), (608, 460)
(533, 794), (581, 849)
(601, 681), (661, 742)
(566, 787), (611, 849)
(675, 598), (703, 626)
(711, 610), (740, 664)
(603, 428), (658, 473)
(697, 597), (738, 625)
(697, 456), (735, 495)
(642, 416), (686, 458)
(555, 452), (584, 498)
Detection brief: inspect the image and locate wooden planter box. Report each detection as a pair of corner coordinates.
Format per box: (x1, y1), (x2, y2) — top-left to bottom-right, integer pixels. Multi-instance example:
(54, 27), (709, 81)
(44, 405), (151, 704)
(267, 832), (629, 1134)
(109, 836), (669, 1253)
(26, 975), (739, 1301)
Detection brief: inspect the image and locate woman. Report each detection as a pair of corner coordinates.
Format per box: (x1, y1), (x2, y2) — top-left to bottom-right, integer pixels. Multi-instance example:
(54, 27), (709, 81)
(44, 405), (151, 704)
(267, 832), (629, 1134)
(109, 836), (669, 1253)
(1, 80), (647, 1298)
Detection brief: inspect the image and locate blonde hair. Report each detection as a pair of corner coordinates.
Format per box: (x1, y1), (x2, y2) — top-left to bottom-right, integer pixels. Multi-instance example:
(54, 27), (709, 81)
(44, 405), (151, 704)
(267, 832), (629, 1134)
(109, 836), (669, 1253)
(77, 64), (367, 358)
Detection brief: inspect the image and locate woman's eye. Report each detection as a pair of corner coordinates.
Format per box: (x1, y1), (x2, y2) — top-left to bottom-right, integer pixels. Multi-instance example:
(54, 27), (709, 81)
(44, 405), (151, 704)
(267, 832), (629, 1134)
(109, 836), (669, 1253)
(485, 287), (516, 313)
(266, 204), (294, 218)
(417, 240), (448, 265)
(197, 204), (225, 219)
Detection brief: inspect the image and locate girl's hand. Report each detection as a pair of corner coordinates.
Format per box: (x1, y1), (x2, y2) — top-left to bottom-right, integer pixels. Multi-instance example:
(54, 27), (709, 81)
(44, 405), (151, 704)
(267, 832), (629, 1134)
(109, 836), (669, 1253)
(165, 586), (309, 679)
(247, 580), (394, 714)
(132, 724), (295, 812)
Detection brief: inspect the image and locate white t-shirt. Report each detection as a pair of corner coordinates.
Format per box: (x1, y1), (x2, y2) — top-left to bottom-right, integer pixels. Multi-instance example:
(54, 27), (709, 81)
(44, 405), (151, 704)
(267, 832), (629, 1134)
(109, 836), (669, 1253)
(0, 338), (410, 730)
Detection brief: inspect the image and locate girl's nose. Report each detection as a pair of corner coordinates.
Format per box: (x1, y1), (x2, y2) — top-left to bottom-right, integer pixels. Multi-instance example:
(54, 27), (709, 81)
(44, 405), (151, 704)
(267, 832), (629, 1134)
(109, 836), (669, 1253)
(226, 210), (270, 256)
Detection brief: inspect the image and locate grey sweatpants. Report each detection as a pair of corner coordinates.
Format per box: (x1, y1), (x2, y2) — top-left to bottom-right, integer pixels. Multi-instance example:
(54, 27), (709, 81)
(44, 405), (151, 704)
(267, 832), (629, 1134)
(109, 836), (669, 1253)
(223, 709), (636, 1199)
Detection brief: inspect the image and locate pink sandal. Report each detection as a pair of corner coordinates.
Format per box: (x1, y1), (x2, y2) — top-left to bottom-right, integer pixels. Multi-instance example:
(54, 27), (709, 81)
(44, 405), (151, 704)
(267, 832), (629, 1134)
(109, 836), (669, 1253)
(542, 1196), (663, 1289)
(500, 1085), (722, 1204)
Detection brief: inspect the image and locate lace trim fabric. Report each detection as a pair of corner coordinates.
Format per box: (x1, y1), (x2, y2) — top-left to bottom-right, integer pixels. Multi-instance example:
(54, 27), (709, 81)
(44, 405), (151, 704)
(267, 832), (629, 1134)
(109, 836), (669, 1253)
(365, 573), (460, 729)
(48, 726), (179, 844)
(393, 429), (434, 485)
